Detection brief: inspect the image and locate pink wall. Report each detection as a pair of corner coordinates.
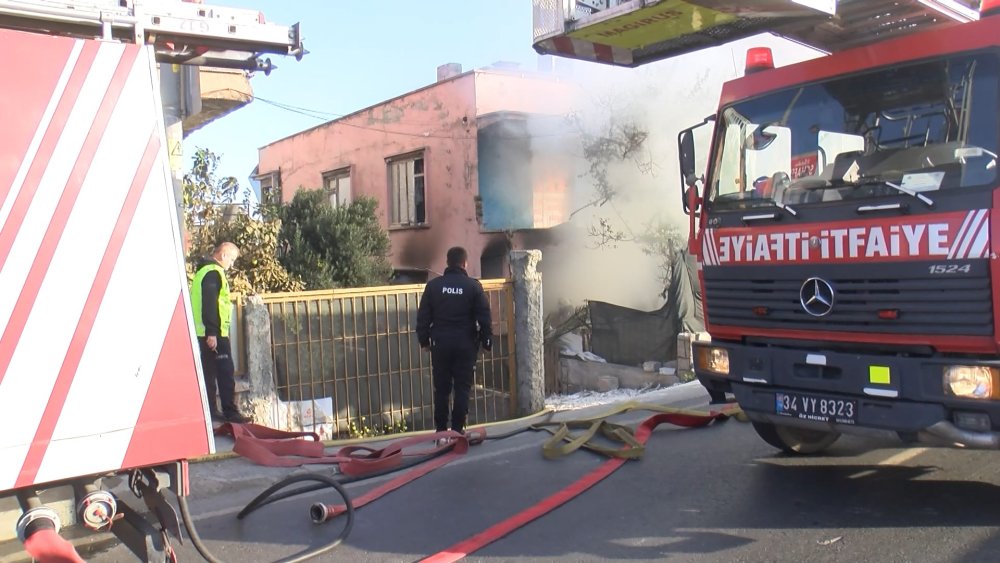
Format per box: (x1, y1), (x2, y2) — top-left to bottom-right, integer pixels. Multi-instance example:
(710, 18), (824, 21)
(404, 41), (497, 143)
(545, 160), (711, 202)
(258, 69), (577, 280)
(474, 71), (579, 117)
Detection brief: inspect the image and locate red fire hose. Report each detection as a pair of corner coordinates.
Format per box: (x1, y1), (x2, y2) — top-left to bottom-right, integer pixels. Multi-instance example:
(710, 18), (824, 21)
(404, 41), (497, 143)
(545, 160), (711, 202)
(179, 403), (739, 563)
(421, 403), (741, 562)
(23, 529), (85, 563)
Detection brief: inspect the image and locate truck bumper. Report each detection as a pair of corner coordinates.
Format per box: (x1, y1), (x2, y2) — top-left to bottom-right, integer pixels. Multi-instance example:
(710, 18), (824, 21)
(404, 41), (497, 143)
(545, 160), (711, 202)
(694, 341), (1000, 449)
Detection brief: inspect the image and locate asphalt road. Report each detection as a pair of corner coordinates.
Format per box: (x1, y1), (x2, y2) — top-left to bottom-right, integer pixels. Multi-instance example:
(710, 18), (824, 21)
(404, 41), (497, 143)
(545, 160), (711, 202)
(87, 383), (1000, 563)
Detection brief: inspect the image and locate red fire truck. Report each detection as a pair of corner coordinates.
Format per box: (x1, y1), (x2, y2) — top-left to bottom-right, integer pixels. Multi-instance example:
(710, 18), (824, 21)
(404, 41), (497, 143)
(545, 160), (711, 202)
(678, 1), (1000, 453)
(533, 0), (1000, 454)
(0, 1), (302, 559)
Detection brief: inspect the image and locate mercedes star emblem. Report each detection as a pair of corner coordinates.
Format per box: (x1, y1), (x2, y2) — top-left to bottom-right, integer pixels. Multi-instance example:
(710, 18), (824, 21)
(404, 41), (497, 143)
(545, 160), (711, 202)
(799, 277), (835, 317)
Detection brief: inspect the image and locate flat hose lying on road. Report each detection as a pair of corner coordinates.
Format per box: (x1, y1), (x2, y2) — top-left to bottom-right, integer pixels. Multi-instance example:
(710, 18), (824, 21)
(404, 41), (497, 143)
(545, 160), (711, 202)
(230, 413), (558, 522)
(179, 403), (737, 562)
(533, 401), (745, 459)
(421, 401), (744, 563)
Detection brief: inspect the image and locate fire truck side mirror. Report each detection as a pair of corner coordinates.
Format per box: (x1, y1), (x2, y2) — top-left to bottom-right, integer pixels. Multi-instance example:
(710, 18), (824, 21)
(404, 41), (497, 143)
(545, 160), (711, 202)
(678, 130), (701, 215)
(683, 183), (702, 215)
(678, 115), (714, 216)
(679, 129), (696, 177)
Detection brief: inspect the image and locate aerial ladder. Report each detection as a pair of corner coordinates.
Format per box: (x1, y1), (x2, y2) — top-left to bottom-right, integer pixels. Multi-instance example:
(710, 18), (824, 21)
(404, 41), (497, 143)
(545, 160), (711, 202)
(0, 1), (302, 561)
(0, 0), (303, 70)
(532, 0), (980, 66)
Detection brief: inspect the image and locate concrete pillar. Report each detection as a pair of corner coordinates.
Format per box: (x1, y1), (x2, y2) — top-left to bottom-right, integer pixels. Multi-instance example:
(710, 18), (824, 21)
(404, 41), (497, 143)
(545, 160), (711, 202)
(241, 295), (278, 426)
(510, 250), (545, 415)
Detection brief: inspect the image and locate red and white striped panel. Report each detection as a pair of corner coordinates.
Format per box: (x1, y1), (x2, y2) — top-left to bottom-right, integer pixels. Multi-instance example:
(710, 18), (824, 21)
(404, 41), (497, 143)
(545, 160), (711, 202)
(0, 29), (212, 492)
(537, 36), (634, 66)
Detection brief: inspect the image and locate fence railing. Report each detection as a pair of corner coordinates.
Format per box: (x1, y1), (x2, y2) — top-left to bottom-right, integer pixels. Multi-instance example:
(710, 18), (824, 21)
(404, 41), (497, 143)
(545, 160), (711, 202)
(257, 280), (516, 438)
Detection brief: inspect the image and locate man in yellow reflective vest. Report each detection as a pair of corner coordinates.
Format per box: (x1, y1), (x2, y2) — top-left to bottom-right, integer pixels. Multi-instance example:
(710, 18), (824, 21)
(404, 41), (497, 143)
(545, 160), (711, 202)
(191, 242), (248, 424)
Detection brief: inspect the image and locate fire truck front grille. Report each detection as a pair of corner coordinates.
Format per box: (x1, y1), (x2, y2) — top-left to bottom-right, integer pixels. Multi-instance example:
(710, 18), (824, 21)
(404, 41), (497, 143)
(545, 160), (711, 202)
(703, 266), (993, 336)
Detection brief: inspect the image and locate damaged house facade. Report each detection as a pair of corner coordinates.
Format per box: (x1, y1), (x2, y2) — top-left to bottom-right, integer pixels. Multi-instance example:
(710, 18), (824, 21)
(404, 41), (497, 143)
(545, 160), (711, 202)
(256, 63), (580, 280)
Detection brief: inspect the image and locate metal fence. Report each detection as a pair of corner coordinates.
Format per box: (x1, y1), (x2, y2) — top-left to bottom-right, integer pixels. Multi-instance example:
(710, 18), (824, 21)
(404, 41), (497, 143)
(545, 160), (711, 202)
(259, 280), (516, 439)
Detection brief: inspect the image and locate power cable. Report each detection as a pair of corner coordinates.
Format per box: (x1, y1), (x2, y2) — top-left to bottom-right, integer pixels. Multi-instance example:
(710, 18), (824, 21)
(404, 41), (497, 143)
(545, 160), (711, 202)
(200, 88), (581, 141)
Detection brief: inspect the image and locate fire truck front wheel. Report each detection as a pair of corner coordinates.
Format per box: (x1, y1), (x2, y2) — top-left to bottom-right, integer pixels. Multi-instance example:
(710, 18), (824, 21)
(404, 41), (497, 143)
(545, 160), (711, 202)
(752, 422), (840, 454)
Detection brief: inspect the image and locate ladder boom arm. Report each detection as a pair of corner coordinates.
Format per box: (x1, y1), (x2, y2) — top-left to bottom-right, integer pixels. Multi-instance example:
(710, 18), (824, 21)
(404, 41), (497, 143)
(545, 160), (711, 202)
(0, 0), (303, 71)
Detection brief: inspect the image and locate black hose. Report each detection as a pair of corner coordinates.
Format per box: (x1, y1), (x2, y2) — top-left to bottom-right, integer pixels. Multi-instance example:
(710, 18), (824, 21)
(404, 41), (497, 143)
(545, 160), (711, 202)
(178, 473), (354, 563)
(237, 447), (452, 519)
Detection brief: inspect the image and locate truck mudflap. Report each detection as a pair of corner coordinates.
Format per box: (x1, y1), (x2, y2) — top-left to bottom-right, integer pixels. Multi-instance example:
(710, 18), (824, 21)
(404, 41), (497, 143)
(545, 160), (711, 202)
(0, 27), (212, 493)
(695, 341), (1000, 448)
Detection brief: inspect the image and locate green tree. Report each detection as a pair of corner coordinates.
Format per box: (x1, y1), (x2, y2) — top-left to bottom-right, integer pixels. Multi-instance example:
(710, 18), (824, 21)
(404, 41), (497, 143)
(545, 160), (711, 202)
(278, 190), (392, 289)
(182, 148), (302, 294)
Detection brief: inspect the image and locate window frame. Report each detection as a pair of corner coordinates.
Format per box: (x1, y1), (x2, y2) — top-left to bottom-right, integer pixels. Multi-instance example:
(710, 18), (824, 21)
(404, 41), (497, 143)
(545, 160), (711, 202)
(254, 170), (282, 207)
(322, 166), (352, 207)
(386, 150), (428, 228)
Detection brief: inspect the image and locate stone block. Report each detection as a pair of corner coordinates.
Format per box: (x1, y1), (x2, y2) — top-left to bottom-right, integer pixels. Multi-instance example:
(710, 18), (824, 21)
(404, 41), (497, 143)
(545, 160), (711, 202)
(596, 375), (619, 393)
(559, 357), (681, 392)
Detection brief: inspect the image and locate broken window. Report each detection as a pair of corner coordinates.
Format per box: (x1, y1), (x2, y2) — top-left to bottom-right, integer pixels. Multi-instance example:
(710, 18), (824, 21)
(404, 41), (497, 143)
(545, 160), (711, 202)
(387, 152), (426, 226)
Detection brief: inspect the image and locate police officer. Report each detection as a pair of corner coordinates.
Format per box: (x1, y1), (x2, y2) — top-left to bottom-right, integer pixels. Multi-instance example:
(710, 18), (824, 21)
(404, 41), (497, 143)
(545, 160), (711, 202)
(416, 247), (492, 436)
(191, 242), (248, 424)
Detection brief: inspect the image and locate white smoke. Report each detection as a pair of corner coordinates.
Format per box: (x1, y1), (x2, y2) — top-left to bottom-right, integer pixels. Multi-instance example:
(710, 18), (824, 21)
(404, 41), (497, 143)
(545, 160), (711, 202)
(534, 34), (825, 314)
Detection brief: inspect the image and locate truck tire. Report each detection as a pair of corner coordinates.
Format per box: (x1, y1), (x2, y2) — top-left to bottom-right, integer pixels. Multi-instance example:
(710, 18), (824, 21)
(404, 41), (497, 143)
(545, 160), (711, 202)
(752, 422), (840, 454)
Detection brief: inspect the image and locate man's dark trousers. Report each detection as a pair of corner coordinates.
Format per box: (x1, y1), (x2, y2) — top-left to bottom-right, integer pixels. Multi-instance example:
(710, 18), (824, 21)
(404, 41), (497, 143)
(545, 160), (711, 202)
(198, 336), (237, 417)
(431, 338), (477, 433)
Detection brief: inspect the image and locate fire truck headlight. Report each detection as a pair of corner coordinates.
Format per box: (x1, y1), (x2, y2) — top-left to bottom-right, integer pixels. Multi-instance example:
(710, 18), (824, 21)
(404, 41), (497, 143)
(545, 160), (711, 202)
(943, 366), (998, 399)
(696, 346), (730, 375)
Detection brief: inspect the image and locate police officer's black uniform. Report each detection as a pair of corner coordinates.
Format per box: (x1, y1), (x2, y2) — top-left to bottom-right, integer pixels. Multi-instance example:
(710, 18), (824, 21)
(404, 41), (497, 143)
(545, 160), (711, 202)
(416, 265), (492, 433)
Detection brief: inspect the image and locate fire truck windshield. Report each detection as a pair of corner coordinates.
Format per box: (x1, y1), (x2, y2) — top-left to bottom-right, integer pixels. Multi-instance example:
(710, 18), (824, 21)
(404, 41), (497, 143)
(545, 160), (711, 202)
(708, 53), (999, 213)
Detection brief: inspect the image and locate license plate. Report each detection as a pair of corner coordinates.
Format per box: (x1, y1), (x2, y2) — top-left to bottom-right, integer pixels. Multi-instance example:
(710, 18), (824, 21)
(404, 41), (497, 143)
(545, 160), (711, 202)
(775, 392), (857, 425)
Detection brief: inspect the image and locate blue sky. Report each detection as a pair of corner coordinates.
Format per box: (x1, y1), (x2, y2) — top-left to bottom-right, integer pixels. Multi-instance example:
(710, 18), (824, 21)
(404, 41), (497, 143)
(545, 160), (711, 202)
(184, 1), (544, 192)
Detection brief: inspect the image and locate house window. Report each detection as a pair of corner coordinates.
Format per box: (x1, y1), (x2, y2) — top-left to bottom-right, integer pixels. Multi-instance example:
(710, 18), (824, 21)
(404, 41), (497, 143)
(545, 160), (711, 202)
(387, 152), (426, 226)
(256, 171), (281, 206)
(323, 168), (352, 207)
